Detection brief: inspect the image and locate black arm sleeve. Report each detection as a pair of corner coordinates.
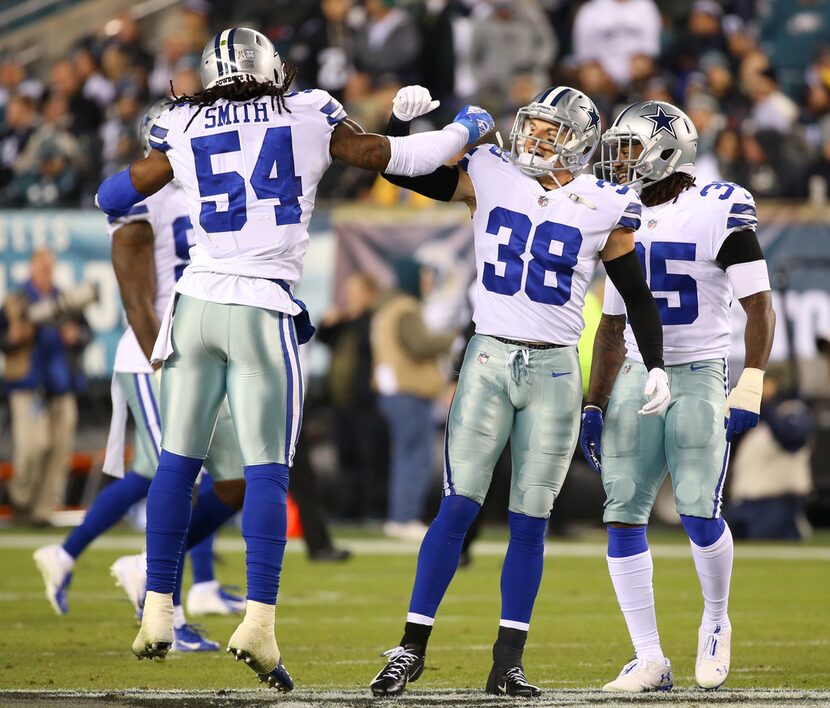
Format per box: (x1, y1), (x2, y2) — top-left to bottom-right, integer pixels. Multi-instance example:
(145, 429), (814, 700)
(715, 228), (764, 270)
(604, 249), (664, 371)
(381, 114), (461, 202)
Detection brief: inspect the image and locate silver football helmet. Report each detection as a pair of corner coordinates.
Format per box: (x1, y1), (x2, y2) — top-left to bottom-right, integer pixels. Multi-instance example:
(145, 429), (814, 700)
(508, 86), (602, 177)
(595, 101), (698, 189)
(200, 27), (285, 90)
(138, 99), (172, 155)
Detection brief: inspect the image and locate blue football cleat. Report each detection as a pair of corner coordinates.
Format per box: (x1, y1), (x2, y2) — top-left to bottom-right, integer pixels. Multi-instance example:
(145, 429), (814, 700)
(172, 624), (221, 652)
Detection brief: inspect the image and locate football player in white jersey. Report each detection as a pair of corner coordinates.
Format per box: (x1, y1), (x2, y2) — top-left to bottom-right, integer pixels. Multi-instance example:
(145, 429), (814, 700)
(33, 101), (247, 651)
(95, 28), (495, 689)
(368, 86), (670, 698)
(580, 101), (775, 691)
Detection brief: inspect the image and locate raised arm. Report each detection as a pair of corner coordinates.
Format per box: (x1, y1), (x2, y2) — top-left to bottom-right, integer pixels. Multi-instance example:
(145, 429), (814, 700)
(96, 149), (173, 218)
(329, 96), (493, 183)
(111, 220), (159, 363)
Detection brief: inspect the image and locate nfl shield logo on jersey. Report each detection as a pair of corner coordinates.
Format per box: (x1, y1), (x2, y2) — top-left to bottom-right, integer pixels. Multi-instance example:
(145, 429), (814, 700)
(647, 218), (658, 230)
(478, 352), (490, 365)
(623, 363), (632, 375)
(537, 195), (549, 207)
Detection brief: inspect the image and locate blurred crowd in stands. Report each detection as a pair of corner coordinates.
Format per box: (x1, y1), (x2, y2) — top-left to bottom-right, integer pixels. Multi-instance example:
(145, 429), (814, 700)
(0, 0), (829, 208)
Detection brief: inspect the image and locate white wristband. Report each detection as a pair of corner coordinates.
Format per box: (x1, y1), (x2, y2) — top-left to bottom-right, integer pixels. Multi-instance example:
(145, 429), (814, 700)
(385, 124), (468, 177)
(725, 367), (764, 415)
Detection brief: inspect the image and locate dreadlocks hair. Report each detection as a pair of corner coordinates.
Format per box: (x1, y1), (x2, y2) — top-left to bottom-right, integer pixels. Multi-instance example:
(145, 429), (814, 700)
(640, 172), (695, 207)
(171, 61), (297, 132)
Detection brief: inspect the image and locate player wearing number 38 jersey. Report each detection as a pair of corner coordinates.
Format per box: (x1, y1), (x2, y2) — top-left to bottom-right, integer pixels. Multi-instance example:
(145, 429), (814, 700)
(369, 85), (668, 698)
(581, 101), (775, 693)
(95, 27), (497, 689)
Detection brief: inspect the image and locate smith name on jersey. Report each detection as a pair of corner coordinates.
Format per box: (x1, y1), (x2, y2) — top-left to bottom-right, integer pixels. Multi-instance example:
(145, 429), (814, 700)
(460, 145), (643, 345)
(149, 88), (347, 313)
(604, 181), (763, 365)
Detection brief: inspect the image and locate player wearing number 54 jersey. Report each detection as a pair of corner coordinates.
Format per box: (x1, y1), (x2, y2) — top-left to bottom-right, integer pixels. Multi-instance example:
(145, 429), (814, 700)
(95, 28), (497, 689)
(369, 85), (669, 698)
(581, 101), (775, 692)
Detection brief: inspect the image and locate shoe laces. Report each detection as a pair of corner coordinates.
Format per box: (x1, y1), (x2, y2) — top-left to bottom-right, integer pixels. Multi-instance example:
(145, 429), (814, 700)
(379, 646), (420, 681)
(503, 666), (532, 686)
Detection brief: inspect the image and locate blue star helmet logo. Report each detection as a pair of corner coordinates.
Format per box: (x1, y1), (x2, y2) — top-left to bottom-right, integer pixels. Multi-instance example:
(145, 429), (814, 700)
(642, 104), (679, 139)
(583, 105), (600, 130)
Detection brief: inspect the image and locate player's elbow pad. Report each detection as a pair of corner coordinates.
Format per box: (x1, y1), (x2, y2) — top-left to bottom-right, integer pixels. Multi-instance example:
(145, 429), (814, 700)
(96, 168), (144, 218)
(385, 124), (468, 177)
(605, 249), (664, 371)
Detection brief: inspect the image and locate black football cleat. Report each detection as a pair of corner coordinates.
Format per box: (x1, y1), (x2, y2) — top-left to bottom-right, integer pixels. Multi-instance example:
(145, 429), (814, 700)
(369, 644), (425, 697)
(486, 664), (542, 697)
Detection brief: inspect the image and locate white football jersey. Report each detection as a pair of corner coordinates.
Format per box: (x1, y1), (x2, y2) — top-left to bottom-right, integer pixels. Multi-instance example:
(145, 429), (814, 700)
(603, 181), (764, 365)
(150, 89), (347, 312)
(462, 146), (643, 345)
(107, 181), (194, 373)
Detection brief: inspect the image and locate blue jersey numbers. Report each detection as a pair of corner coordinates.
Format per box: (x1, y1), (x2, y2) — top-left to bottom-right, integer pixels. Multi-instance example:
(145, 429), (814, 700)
(482, 207), (582, 305)
(191, 127), (303, 233)
(635, 241), (699, 325)
(171, 215), (194, 281)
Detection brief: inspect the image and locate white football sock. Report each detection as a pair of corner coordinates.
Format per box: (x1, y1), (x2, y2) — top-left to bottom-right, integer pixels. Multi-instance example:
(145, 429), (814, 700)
(173, 604), (186, 629)
(607, 550), (664, 661)
(689, 522), (733, 632)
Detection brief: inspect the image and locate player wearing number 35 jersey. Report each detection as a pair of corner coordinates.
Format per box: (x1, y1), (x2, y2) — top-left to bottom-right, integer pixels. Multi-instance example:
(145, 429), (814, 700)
(95, 27), (497, 689)
(369, 85), (669, 698)
(581, 101), (775, 692)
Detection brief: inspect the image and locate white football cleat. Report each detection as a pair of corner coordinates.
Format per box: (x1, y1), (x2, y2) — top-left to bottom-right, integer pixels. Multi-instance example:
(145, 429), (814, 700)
(227, 617), (293, 691)
(187, 580), (246, 616)
(696, 623), (731, 690)
(110, 553), (147, 618)
(132, 590), (174, 659)
(603, 657), (673, 692)
(382, 521), (428, 542)
(33, 545), (74, 615)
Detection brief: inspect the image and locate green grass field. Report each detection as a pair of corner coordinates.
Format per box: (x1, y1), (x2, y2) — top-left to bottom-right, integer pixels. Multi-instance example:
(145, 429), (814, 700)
(1, 528), (829, 706)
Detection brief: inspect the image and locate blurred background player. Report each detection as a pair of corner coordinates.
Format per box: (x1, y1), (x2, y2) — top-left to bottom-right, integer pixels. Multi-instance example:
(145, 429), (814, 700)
(95, 27), (495, 688)
(581, 100), (775, 691)
(33, 100), (248, 651)
(369, 84), (669, 698)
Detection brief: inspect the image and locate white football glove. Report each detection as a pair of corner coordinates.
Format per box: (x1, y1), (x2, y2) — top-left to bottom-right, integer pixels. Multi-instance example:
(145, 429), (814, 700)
(392, 85), (440, 122)
(638, 368), (670, 416)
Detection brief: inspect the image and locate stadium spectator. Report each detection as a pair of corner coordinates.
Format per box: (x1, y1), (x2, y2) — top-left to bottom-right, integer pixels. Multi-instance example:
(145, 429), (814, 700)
(292, 0), (360, 101)
(0, 249), (91, 526)
(470, 0), (557, 113)
(4, 136), (82, 208)
(49, 59), (102, 139)
(760, 0), (830, 101)
(99, 85), (142, 178)
(317, 273), (388, 521)
(0, 94), (38, 188)
(73, 43), (116, 111)
(747, 67), (799, 134)
(667, 0), (730, 78)
(352, 0), (422, 92)
(572, 0), (661, 89)
(372, 258), (457, 541)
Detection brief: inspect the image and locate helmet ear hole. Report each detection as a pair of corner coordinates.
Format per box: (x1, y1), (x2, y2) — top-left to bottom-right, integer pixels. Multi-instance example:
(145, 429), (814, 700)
(660, 148), (675, 161)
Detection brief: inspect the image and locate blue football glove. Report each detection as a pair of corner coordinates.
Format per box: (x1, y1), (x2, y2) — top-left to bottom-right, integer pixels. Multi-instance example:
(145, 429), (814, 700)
(724, 368), (764, 443)
(452, 105), (495, 144)
(580, 405), (603, 474)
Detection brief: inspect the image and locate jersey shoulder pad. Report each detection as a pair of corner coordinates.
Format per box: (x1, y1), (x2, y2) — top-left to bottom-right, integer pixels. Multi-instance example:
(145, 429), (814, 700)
(106, 202), (151, 235)
(458, 143), (506, 173)
(285, 88), (347, 126)
(697, 181), (757, 234)
(584, 177), (643, 230)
